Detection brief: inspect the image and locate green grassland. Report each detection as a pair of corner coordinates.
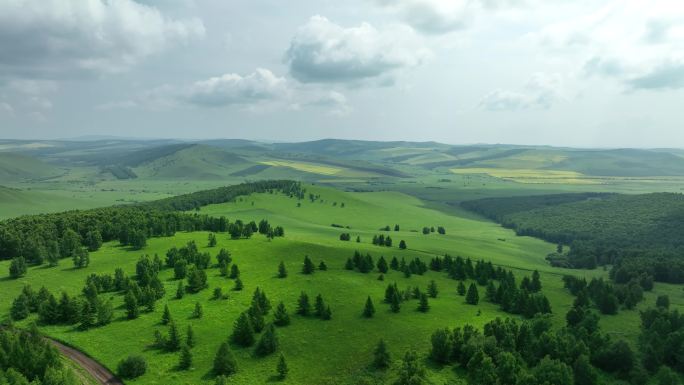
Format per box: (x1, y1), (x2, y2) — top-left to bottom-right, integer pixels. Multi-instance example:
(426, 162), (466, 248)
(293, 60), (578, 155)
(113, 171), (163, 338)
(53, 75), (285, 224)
(1, 184), (680, 384)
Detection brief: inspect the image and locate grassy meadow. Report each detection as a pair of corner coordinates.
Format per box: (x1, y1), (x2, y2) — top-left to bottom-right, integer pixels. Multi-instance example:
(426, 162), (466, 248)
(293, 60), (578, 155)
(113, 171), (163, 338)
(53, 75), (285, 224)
(1, 184), (680, 384)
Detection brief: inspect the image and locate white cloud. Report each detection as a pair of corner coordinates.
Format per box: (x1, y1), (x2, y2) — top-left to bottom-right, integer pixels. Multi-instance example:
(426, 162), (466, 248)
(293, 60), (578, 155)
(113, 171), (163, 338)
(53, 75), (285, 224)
(285, 15), (430, 84)
(534, 1), (684, 91)
(183, 69), (288, 107)
(479, 73), (563, 111)
(0, 0), (205, 77)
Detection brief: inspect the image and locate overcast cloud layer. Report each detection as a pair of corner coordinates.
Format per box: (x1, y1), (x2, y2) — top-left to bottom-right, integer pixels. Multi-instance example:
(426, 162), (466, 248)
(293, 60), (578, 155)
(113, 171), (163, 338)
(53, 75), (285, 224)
(0, 0), (683, 148)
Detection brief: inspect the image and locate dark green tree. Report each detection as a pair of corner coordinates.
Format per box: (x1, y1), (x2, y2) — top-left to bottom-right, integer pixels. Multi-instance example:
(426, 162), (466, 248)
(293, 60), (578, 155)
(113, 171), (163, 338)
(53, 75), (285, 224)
(302, 256), (315, 274)
(395, 350), (426, 385)
(232, 312), (255, 347)
(230, 264), (240, 279)
(314, 294), (325, 317)
(179, 343), (192, 370)
(278, 261), (287, 278)
(213, 342), (237, 376)
(377, 257), (389, 273)
(427, 280), (438, 298)
(208, 233), (217, 247)
(167, 320), (182, 351)
(234, 277), (243, 291)
(466, 283), (479, 305)
(363, 296), (376, 318)
(186, 325), (195, 348)
(255, 324), (279, 356)
(399, 240), (407, 249)
(10, 294), (30, 320)
(319, 261), (328, 271)
(373, 339), (391, 369)
(193, 302), (203, 319)
(273, 302), (290, 326)
(176, 281), (185, 299)
(418, 293), (430, 313)
(296, 292), (310, 316)
(117, 356), (147, 379)
(276, 353), (289, 380)
(430, 328), (452, 364)
(124, 291), (139, 319)
(161, 304), (172, 325)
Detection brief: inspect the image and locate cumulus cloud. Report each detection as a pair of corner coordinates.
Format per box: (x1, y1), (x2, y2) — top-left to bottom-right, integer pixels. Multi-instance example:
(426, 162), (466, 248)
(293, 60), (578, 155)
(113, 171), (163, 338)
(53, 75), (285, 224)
(0, 0), (205, 77)
(285, 16), (430, 84)
(182, 69), (288, 107)
(374, 0), (526, 34)
(479, 73), (563, 111)
(628, 61), (684, 90)
(534, 1), (684, 91)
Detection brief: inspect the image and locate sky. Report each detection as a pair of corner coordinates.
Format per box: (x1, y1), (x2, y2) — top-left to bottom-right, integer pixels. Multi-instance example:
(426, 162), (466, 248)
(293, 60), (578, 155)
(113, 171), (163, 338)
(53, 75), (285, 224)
(0, 0), (683, 148)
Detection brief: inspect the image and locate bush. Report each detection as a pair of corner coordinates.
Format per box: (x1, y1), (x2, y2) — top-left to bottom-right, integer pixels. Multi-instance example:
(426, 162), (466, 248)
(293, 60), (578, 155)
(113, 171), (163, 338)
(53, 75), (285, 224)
(117, 355), (147, 379)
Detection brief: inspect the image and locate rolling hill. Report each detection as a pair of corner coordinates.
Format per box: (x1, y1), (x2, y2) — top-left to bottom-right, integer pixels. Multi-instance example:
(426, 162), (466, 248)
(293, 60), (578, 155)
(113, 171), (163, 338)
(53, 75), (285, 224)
(0, 152), (62, 181)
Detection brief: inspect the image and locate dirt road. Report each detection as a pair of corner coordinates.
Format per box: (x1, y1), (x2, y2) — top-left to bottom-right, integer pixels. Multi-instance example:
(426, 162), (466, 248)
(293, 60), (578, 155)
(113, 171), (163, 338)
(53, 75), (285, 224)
(50, 339), (124, 385)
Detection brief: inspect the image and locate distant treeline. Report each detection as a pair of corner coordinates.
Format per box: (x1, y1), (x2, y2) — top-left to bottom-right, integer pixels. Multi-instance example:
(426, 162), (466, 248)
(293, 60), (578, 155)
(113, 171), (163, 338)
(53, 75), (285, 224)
(462, 192), (684, 283)
(0, 180), (302, 263)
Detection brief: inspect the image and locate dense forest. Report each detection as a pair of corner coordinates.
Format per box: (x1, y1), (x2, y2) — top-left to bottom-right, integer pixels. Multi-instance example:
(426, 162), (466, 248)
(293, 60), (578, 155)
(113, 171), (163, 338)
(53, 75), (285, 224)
(0, 180), (301, 270)
(462, 193), (684, 282)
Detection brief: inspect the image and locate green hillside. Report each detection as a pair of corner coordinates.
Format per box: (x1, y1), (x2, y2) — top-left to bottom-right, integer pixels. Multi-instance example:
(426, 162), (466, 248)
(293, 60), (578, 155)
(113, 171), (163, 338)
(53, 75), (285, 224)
(0, 152), (62, 181)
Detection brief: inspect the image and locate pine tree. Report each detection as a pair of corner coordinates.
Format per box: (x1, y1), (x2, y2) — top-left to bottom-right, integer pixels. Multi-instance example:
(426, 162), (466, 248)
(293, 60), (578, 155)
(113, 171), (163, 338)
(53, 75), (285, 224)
(9, 257), (27, 279)
(248, 302), (265, 333)
(321, 306), (332, 320)
(255, 324), (279, 356)
(319, 261), (328, 271)
(230, 264), (240, 279)
(296, 292), (310, 316)
(125, 291), (139, 319)
(273, 302), (291, 326)
(427, 280), (438, 298)
(373, 339), (391, 369)
(179, 343), (192, 370)
(213, 342), (237, 376)
(219, 261), (229, 277)
(193, 302), (203, 319)
(377, 256), (389, 273)
(363, 296), (376, 318)
(252, 287), (271, 313)
(232, 312), (255, 347)
(10, 294), (30, 320)
(167, 321), (182, 351)
(530, 270), (542, 293)
(161, 304), (172, 325)
(391, 291), (401, 313)
(208, 233), (217, 247)
(345, 258), (355, 270)
(176, 281), (185, 299)
(356, 235), (361, 243)
(278, 261), (287, 278)
(302, 256), (315, 274)
(466, 283), (479, 305)
(418, 293), (430, 312)
(390, 257), (399, 270)
(314, 294), (325, 317)
(457, 281), (466, 296)
(234, 278), (243, 291)
(79, 300), (97, 330)
(276, 353), (289, 379)
(399, 240), (407, 249)
(186, 325), (195, 348)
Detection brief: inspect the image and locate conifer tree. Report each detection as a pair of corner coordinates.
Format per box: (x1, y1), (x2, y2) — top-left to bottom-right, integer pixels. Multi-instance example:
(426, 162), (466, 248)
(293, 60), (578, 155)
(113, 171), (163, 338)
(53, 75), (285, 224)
(377, 257), (389, 273)
(80, 300), (97, 330)
(255, 324), (279, 356)
(530, 270), (542, 293)
(418, 293), (430, 313)
(252, 287), (271, 313)
(457, 281), (466, 296)
(363, 296), (376, 318)
(167, 321), (182, 351)
(248, 302), (265, 333)
(219, 261), (229, 277)
(125, 291), (139, 319)
(427, 280), (438, 298)
(213, 342), (237, 376)
(161, 304), (172, 325)
(186, 325), (195, 348)
(302, 256), (315, 274)
(273, 302), (290, 326)
(314, 294), (325, 317)
(373, 339), (391, 369)
(179, 343), (192, 370)
(232, 312), (255, 347)
(10, 294), (30, 320)
(208, 233), (217, 247)
(296, 292), (310, 316)
(193, 302), (203, 319)
(345, 258), (355, 270)
(466, 283), (479, 305)
(278, 261), (287, 278)
(390, 257), (399, 270)
(230, 264), (240, 279)
(356, 235), (361, 243)
(276, 353), (288, 379)
(399, 240), (407, 249)
(234, 277), (243, 291)
(176, 281), (185, 299)
(319, 261), (328, 271)
(321, 306), (332, 320)
(391, 292), (401, 313)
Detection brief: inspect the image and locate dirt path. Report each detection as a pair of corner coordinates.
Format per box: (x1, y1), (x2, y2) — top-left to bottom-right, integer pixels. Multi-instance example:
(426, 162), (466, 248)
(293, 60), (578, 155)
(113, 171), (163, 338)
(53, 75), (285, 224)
(49, 339), (124, 385)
